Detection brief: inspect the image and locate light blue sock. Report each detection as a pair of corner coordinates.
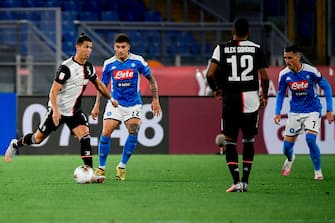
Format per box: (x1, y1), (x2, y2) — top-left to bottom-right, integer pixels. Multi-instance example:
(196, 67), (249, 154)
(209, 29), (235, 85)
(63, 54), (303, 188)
(306, 133), (321, 170)
(121, 134), (138, 165)
(98, 135), (111, 168)
(282, 141), (294, 161)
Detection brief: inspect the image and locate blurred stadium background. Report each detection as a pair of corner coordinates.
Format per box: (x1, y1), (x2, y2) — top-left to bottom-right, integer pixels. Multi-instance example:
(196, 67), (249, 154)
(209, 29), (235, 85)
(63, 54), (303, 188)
(0, 0), (334, 95)
(0, 0), (334, 155)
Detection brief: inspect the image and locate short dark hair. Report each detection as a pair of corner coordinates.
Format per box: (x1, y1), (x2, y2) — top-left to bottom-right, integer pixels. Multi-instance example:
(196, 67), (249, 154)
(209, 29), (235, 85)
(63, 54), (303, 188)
(114, 33), (130, 43)
(233, 18), (249, 37)
(76, 33), (92, 45)
(284, 44), (300, 53)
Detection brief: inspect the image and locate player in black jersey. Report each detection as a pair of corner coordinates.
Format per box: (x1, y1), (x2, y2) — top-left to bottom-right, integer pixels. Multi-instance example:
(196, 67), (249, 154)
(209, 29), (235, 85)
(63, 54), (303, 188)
(206, 18), (269, 192)
(5, 34), (112, 183)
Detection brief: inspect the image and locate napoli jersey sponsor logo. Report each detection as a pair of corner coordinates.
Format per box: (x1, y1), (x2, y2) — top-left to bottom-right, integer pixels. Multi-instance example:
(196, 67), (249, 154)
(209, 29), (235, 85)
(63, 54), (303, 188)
(288, 80), (309, 96)
(288, 80), (309, 91)
(113, 69), (134, 80)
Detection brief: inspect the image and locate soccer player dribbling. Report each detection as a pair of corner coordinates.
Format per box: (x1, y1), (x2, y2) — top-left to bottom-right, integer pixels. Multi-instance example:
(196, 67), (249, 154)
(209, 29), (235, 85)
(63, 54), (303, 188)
(5, 33), (113, 183)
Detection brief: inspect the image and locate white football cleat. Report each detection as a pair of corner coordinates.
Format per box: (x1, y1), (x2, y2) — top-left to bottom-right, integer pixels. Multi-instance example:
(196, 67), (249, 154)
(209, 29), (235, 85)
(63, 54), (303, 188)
(5, 139), (18, 163)
(281, 155), (295, 176)
(226, 182), (243, 192)
(314, 169), (324, 181)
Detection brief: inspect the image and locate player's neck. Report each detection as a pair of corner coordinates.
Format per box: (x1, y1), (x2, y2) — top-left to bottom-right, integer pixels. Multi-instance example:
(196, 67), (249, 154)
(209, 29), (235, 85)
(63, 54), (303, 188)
(291, 63), (303, 73)
(116, 53), (130, 62)
(73, 55), (86, 65)
(233, 35), (248, 41)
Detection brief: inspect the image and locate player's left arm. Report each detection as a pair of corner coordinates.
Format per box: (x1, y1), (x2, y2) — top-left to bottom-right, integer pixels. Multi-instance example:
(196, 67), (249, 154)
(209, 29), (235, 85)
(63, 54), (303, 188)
(86, 63), (114, 105)
(259, 67), (269, 108)
(318, 76), (334, 123)
(145, 74), (161, 116)
(92, 78), (112, 101)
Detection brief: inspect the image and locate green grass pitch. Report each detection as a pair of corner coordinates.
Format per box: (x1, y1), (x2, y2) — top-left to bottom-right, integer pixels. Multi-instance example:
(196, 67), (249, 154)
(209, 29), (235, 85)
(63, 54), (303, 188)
(0, 154), (334, 223)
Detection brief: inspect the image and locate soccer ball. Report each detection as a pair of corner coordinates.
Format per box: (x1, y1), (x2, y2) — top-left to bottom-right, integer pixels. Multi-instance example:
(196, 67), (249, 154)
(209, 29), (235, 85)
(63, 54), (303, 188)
(73, 165), (94, 184)
(215, 134), (225, 146)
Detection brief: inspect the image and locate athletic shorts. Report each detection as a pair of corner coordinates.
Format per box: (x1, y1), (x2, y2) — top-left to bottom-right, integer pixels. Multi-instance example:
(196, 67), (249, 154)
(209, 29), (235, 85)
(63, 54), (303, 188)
(285, 112), (321, 136)
(38, 107), (88, 135)
(103, 101), (142, 122)
(221, 91), (260, 139)
(221, 110), (259, 139)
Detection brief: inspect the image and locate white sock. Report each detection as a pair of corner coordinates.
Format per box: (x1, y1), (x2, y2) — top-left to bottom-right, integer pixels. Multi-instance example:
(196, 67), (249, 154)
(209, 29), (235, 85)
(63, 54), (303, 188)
(118, 162), (126, 169)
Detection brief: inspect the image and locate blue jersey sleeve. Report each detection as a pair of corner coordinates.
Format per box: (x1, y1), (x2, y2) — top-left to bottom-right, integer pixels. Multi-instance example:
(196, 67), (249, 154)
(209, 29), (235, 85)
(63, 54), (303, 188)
(275, 74), (287, 114)
(318, 76), (333, 112)
(138, 60), (151, 77)
(101, 64), (112, 86)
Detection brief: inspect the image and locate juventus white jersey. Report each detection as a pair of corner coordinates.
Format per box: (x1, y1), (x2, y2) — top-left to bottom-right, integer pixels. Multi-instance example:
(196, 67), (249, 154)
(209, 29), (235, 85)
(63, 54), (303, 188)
(48, 57), (97, 116)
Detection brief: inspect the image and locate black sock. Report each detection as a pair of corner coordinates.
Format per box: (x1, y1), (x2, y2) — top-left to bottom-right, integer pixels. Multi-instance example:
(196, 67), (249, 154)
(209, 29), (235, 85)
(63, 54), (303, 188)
(225, 142), (240, 184)
(241, 141), (254, 183)
(80, 135), (93, 168)
(17, 133), (34, 147)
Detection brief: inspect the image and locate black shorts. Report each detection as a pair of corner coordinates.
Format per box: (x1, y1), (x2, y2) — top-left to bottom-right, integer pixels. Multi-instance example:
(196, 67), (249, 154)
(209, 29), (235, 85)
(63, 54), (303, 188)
(221, 95), (259, 139)
(38, 107), (89, 136)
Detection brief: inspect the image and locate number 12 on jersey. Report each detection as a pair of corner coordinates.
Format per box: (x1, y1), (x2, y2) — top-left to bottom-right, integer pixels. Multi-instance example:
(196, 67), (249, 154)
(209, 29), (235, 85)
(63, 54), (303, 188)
(227, 55), (254, 81)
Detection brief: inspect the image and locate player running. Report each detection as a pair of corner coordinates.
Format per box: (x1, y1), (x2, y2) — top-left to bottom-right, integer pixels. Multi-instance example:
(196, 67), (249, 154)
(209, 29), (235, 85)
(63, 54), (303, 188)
(5, 34), (112, 183)
(91, 33), (161, 181)
(274, 45), (333, 180)
(206, 18), (269, 192)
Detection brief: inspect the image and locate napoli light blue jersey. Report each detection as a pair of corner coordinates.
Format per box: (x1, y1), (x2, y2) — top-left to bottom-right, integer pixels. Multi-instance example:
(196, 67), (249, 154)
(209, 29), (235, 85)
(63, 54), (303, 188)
(101, 53), (151, 107)
(275, 63), (333, 115)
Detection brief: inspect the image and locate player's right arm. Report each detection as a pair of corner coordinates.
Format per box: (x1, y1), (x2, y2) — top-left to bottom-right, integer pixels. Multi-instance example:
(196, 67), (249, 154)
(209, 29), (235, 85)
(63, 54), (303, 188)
(206, 61), (222, 100)
(274, 72), (287, 125)
(206, 45), (222, 100)
(49, 81), (62, 126)
(49, 65), (70, 126)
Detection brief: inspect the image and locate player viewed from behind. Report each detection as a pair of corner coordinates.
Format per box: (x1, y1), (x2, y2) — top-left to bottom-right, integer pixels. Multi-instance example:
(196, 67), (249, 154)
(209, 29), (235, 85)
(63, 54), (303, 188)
(91, 33), (161, 181)
(206, 18), (269, 192)
(5, 33), (112, 183)
(274, 45), (333, 180)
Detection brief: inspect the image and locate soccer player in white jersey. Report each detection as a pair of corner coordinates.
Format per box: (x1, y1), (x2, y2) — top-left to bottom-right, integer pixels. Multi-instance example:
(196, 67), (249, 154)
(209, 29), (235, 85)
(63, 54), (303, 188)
(91, 33), (161, 181)
(274, 45), (334, 180)
(206, 18), (269, 192)
(5, 34), (113, 183)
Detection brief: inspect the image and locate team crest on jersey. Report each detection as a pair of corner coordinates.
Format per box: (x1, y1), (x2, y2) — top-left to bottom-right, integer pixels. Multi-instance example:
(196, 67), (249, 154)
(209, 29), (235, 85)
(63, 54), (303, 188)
(113, 69), (134, 80)
(288, 80), (308, 90)
(58, 72), (65, 80)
